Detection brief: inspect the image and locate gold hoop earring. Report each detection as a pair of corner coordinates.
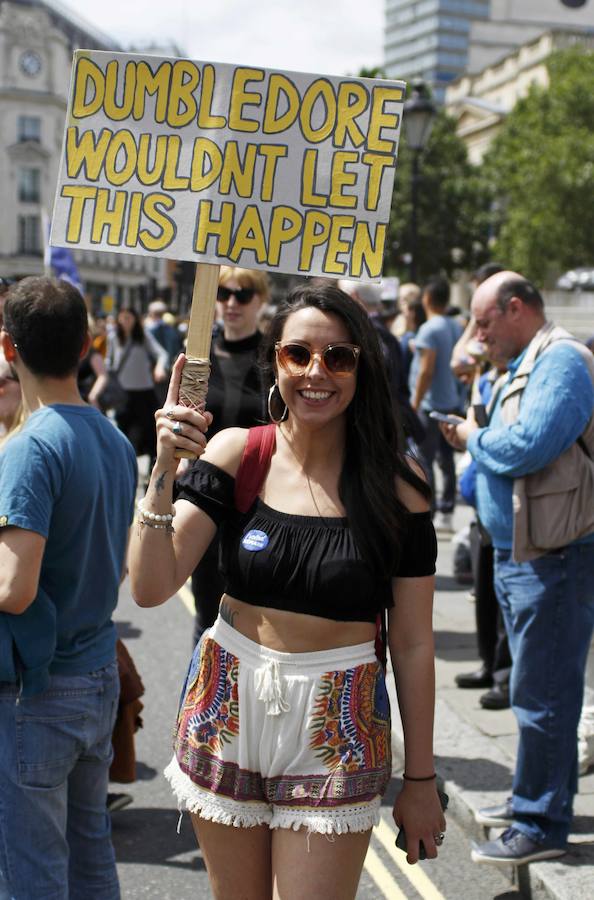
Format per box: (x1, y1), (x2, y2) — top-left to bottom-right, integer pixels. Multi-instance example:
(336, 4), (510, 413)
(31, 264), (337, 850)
(267, 383), (288, 424)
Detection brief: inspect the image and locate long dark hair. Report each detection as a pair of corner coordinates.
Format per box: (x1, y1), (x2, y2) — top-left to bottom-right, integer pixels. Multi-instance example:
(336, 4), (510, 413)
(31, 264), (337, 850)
(116, 308), (145, 345)
(261, 283), (430, 577)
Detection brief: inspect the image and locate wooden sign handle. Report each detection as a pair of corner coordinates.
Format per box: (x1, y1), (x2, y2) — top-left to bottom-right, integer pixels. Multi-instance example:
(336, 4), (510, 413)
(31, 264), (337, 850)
(174, 262), (220, 460)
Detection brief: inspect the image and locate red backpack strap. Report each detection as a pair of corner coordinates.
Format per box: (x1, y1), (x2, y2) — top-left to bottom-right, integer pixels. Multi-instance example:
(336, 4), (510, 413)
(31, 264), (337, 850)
(234, 424), (277, 513)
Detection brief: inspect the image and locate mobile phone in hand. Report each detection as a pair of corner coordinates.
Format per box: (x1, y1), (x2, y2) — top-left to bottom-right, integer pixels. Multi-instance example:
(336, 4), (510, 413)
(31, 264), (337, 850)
(473, 403), (488, 427)
(429, 411), (464, 427)
(395, 790), (449, 859)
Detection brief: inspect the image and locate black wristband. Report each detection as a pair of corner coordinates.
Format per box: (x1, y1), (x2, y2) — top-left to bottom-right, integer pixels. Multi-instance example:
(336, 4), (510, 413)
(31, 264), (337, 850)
(402, 772), (436, 782)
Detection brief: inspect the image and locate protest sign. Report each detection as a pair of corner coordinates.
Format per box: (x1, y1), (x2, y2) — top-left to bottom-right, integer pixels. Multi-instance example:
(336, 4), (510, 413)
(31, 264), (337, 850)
(51, 50), (405, 281)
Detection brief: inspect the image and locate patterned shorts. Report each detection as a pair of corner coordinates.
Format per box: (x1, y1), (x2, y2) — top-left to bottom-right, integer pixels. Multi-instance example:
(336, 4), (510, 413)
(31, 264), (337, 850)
(164, 617), (392, 835)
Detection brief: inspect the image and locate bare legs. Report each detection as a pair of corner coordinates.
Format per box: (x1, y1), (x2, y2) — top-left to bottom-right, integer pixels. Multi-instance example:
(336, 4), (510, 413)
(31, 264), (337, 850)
(271, 826), (372, 900)
(191, 814), (372, 900)
(191, 816), (272, 899)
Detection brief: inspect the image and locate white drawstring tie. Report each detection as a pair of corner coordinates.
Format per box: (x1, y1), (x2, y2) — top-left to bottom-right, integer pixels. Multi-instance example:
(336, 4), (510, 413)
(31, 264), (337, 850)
(254, 658), (290, 716)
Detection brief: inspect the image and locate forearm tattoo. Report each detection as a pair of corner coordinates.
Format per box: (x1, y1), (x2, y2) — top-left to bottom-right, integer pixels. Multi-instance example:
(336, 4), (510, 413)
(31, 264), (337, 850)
(219, 599), (238, 630)
(154, 471), (167, 494)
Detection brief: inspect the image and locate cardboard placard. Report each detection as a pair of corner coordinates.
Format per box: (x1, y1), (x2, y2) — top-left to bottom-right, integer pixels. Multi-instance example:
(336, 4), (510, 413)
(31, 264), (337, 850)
(51, 50), (405, 282)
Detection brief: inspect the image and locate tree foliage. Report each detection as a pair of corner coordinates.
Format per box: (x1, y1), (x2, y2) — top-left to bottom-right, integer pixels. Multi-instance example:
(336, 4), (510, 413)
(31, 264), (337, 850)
(387, 109), (490, 282)
(482, 48), (594, 284)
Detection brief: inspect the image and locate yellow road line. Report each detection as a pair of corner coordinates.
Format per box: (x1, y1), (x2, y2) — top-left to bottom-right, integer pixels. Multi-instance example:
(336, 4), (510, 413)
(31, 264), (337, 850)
(177, 581), (195, 616)
(364, 844), (410, 899)
(375, 818), (447, 900)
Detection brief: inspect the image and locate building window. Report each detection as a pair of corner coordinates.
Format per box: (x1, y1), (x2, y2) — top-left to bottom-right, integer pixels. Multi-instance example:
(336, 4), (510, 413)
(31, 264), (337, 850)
(18, 168), (41, 203)
(18, 215), (42, 255)
(18, 116), (41, 142)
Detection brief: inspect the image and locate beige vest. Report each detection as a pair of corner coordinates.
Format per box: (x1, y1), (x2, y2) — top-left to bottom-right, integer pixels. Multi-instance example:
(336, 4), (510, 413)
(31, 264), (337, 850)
(490, 322), (594, 562)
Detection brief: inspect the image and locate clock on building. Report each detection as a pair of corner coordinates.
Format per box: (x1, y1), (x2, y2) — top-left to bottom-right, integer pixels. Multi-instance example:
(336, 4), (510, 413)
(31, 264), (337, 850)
(20, 50), (42, 77)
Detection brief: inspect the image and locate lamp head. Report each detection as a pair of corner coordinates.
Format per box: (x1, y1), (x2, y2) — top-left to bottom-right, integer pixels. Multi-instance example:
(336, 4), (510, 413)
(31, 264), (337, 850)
(403, 80), (437, 152)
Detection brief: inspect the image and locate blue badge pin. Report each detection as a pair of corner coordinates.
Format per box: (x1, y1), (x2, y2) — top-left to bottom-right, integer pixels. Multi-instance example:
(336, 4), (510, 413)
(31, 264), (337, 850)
(241, 529), (269, 552)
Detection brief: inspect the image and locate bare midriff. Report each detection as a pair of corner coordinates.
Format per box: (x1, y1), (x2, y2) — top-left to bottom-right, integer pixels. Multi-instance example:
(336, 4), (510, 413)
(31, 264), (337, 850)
(219, 594), (376, 653)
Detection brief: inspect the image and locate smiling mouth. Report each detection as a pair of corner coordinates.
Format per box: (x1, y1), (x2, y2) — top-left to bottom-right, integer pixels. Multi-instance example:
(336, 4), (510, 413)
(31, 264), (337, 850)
(298, 389), (334, 402)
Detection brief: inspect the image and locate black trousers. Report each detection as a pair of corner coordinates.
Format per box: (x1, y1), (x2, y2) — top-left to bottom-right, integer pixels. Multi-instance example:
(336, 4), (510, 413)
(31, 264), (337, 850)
(469, 519), (512, 684)
(417, 410), (459, 514)
(115, 389), (158, 458)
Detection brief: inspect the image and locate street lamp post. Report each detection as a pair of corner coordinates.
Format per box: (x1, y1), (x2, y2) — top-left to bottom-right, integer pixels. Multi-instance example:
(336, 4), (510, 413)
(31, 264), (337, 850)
(403, 81), (437, 283)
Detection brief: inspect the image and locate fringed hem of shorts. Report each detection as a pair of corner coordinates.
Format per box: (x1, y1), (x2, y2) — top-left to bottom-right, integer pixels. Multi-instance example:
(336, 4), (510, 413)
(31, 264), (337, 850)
(164, 756), (270, 828)
(270, 797), (382, 835)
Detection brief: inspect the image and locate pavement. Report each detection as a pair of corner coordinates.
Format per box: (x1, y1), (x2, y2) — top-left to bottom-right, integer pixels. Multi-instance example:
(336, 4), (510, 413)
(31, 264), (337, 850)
(385, 503), (594, 900)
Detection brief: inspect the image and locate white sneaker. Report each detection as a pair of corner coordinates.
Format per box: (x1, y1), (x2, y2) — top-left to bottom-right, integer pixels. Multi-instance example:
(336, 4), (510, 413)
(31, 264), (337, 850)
(434, 513), (454, 533)
(471, 828), (566, 866)
(578, 704), (594, 776)
(107, 792), (133, 813)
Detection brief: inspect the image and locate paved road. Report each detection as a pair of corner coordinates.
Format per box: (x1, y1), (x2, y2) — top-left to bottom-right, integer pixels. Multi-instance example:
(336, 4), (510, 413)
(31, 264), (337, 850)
(112, 579), (521, 899)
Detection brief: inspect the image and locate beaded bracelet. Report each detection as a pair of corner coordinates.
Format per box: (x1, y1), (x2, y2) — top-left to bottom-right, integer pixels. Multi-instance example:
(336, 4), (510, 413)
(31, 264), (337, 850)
(402, 772), (436, 782)
(136, 500), (176, 525)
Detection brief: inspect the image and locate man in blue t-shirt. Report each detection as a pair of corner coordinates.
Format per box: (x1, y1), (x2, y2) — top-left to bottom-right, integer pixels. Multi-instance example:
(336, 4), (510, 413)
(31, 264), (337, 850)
(0, 277), (137, 899)
(442, 271), (594, 867)
(409, 277), (462, 528)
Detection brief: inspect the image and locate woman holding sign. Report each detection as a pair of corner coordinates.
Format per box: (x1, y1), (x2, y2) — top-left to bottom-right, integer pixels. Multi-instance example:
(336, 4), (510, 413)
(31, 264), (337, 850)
(189, 265), (269, 645)
(130, 283), (444, 898)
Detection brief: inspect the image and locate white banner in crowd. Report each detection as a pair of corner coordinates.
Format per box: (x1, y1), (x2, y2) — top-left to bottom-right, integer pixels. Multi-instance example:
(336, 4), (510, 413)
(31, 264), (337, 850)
(51, 51), (405, 281)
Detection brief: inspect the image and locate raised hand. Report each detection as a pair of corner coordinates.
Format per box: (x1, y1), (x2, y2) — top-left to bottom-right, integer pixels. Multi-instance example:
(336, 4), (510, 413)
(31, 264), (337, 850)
(154, 354), (212, 471)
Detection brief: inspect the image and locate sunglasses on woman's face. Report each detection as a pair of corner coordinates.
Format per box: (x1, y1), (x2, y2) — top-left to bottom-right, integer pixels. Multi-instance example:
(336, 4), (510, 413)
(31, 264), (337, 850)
(275, 342), (361, 378)
(217, 286), (256, 305)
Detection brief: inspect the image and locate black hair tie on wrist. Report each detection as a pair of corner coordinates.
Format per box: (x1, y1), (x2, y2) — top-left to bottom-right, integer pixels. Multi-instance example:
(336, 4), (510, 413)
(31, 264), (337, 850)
(402, 772), (436, 782)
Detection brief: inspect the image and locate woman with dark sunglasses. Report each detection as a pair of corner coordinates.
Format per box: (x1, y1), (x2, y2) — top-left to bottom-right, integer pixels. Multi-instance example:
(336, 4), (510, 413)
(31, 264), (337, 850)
(189, 266), (270, 644)
(130, 282), (444, 899)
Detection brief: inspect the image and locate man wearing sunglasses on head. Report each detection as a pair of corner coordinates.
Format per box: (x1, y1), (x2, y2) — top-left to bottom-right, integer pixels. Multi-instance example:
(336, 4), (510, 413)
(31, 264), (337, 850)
(189, 267), (270, 644)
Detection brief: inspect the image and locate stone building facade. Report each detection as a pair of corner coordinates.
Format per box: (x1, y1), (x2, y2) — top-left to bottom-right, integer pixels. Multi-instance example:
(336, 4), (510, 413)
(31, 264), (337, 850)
(445, 28), (594, 163)
(0, 0), (167, 311)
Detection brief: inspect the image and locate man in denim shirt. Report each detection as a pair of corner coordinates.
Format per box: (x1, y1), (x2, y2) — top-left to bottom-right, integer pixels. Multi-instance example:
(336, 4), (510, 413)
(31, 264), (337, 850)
(0, 278), (136, 899)
(443, 271), (594, 866)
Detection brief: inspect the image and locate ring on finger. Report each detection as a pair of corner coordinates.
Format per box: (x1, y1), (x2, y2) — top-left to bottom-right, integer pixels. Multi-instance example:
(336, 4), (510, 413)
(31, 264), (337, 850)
(434, 832), (445, 845)
(172, 421), (183, 437)
(165, 406), (176, 419)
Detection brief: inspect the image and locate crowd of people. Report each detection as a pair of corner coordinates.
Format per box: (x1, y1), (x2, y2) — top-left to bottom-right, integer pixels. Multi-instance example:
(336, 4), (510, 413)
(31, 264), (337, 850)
(0, 264), (593, 898)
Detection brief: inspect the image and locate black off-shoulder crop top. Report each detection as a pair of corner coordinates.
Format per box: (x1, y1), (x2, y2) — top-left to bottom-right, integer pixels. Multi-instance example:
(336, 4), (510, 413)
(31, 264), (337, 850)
(175, 460), (437, 623)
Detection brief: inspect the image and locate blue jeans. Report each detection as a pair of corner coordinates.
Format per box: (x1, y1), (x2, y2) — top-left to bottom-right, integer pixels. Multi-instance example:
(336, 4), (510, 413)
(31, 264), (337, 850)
(494, 544), (594, 845)
(0, 662), (120, 900)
